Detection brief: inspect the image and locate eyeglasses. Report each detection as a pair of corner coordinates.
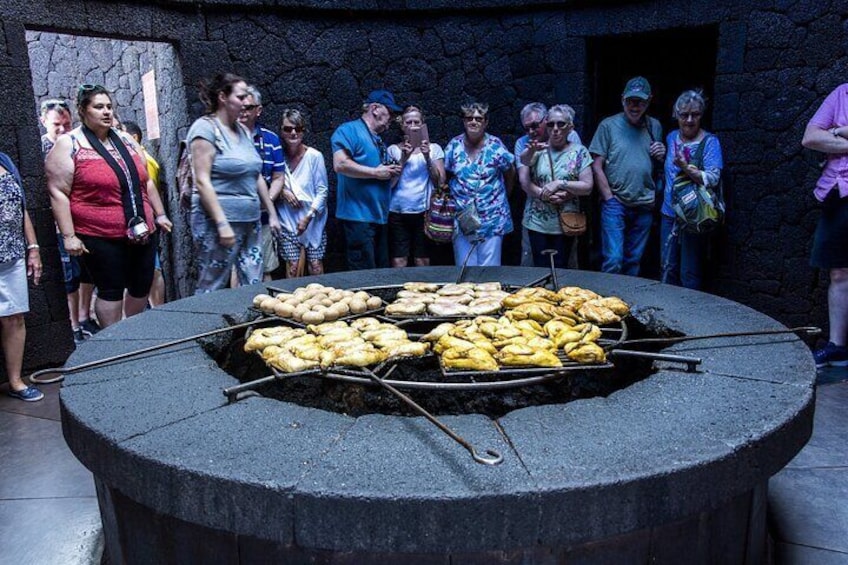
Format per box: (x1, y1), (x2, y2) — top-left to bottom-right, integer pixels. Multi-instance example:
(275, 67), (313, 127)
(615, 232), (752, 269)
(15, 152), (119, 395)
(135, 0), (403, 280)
(282, 126), (304, 133)
(242, 104), (259, 111)
(546, 121), (571, 129)
(678, 112), (702, 120)
(41, 99), (69, 112)
(463, 115), (485, 123)
(524, 121), (542, 131)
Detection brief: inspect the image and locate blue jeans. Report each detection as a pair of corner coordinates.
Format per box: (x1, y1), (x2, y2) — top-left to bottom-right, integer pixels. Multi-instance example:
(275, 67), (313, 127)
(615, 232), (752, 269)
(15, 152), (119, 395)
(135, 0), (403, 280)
(660, 215), (706, 289)
(600, 197), (653, 276)
(342, 220), (388, 271)
(527, 230), (572, 269)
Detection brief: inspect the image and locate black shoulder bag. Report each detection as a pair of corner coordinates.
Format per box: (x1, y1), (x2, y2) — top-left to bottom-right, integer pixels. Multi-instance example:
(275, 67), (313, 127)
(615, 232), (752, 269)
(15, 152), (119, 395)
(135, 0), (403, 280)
(81, 125), (150, 243)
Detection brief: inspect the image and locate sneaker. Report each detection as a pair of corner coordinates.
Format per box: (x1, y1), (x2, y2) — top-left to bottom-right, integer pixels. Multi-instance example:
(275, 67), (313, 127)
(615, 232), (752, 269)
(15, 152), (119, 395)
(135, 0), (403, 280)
(813, 342), (848, 368)
(79, 319), (101, 336)
(73, 328), (86, 345)
(8, 386), (44, 402)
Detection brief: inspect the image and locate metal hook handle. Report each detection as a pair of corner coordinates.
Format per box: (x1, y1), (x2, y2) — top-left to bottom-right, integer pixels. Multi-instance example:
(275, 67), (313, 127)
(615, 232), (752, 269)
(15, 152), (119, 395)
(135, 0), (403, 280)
(456, 240), (480, 284)
(471, 447), (504, 466)
(541, 249), (559, 289)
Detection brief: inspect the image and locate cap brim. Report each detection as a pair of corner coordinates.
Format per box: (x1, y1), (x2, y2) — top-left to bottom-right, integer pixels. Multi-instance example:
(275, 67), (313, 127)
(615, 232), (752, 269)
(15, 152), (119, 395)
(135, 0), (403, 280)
(387, 103), (403, 112)
(623, 92), (650, 100)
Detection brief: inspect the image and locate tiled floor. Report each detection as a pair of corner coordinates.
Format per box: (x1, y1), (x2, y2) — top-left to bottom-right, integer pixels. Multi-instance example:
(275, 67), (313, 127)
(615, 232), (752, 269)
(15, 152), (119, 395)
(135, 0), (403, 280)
(769, 366), (848, 563)
(0, 368), (845, 564)
(0, 382), (102, 565)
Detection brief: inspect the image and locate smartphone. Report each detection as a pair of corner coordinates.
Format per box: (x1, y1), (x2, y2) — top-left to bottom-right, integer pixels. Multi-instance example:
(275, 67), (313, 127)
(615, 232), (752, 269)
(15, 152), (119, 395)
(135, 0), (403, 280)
(407, 124), (429, 148)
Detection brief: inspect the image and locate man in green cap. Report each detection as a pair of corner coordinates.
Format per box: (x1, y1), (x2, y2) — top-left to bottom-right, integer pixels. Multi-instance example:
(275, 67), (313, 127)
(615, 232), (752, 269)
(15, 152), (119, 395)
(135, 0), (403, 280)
(589, 76), (666, 275)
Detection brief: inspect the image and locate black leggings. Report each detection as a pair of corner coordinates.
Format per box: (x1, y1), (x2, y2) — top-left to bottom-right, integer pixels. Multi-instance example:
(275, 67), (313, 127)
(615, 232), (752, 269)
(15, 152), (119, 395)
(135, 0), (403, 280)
(78, 235), (155, 301)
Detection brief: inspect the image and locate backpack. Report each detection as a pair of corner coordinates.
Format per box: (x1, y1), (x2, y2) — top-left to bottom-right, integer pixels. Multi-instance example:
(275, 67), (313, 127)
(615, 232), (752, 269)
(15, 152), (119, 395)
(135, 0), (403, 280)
(176, 117), (227, 211)
(424, 184), (455, 243)
(671, 134), (725, 234)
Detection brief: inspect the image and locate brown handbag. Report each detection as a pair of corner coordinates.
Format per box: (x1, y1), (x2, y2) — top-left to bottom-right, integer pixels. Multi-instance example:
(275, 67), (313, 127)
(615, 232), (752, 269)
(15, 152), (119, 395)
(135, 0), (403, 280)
(546, 149), (587, 237)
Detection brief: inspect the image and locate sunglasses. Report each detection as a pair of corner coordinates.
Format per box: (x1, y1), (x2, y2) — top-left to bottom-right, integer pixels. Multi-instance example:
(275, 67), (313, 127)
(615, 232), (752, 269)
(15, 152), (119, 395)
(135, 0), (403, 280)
(282, 125), (304, 133)
(463, 115), (485, 123)
(41, 99), (69, 112)
(678, 112), (702, 120)
(78, 84), (104, 93)
(242, 104), (259, 111)
(546, 121), (571, 129)
(524, 121), (542, 131)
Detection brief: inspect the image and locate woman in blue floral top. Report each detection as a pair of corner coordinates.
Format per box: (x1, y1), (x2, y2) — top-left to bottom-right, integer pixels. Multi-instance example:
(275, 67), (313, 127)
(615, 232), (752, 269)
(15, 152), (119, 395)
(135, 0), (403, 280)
(444, 102), (515, 266)
(521, 105), (594, 268)
(0, 152), (44, 402)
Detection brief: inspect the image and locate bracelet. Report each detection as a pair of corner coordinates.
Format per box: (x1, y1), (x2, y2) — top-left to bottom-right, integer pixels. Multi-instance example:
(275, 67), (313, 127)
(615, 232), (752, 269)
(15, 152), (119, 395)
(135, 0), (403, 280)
(216, 220), (229, 228)
(27, 244), (40, 251)
(155, 214), (168, 221)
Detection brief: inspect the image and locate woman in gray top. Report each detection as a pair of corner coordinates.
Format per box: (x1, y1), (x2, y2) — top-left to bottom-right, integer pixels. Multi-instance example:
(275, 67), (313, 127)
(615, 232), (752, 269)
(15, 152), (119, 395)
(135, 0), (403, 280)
(187, 73), (280, 293)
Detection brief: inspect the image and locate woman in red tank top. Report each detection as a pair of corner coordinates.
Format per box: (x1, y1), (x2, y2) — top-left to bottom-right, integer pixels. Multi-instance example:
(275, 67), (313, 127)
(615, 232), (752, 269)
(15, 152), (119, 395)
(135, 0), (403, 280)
(45, 85), (172, 328)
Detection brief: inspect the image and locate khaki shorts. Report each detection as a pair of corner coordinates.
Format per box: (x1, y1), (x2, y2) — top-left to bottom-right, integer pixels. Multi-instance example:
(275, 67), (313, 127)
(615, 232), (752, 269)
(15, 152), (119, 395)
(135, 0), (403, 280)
(261, 224), (280, 273)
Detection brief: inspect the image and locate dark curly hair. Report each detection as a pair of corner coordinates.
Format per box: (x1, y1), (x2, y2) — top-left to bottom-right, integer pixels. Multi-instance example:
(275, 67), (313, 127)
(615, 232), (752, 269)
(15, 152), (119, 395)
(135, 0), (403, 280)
(76, 84), (112, 115)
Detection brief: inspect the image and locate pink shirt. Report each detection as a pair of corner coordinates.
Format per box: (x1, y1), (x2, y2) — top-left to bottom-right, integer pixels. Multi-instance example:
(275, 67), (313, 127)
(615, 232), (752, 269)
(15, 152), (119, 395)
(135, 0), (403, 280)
(809, 83), (848, 201)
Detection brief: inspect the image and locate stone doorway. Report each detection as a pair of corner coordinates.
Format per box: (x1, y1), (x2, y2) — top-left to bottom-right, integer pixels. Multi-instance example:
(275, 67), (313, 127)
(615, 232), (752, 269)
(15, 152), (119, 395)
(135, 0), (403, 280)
(25, 30), (190, 300)
(584, 25), (720, 279)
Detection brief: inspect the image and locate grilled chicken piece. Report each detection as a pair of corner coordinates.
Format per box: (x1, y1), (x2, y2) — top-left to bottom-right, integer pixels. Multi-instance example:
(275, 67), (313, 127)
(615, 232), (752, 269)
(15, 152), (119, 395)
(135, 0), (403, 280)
(244, 327), (305, 351)
(428, 301), (469, 317)
(441, 347), (499, 371)
(596, 296), (630, 317)
(308, 321), (351, 335)
(385, 301), (428, 316)
(564, 341), (607, 364)
(382, 341), (430, 359)
(571, 323), (602, 342)
(421, 323), (456, 342)
(577, 302), (620, 325)
(334, 348), (387, 367)
(325, 338), (370, 355)
(437, 284), (472, 296)
(557, 295), (588, 311)
(473, 282), (502, 292)
(269, 352), (320, 373)
(507, 302), (558, 323)
(396, 290), (437, 302)
(366, 331), (411, 349)
(317, 330), (361, 347)
(494, 344), (562, 368)
(513, 319), (545, 336)
(467, 299), (501, 316)
(403, 282), (440, 293)
(434, 335), (476, 354)
(350, 317), (383, 331)
(544, 319), (575, 339)
(557, 286), (601, 301)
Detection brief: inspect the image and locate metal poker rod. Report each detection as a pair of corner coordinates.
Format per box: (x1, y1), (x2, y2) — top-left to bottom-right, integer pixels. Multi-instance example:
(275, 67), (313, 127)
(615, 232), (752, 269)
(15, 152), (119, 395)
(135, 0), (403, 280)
(29, 319), (266, 385)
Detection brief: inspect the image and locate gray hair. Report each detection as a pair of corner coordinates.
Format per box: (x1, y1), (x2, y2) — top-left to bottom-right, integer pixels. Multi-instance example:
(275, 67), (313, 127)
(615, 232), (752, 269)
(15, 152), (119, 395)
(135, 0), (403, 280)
(245, 85), (262, 105)
(546, 104), (575, 124)
(520, 102), (547, 123)
(281, 108), (305, 129)
(461, 101), (489, 117)
(672, 89), (706, 118)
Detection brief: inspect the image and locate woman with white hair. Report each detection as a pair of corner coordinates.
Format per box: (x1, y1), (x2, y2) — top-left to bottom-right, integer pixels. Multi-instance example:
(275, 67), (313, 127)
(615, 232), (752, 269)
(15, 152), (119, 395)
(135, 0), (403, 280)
(660, 89), (724, 289)
(521, 104), (593, 268)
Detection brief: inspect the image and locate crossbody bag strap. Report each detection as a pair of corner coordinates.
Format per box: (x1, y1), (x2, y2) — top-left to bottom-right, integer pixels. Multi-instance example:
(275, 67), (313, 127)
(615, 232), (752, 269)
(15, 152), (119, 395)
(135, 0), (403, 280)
(81, 125), (144, 225)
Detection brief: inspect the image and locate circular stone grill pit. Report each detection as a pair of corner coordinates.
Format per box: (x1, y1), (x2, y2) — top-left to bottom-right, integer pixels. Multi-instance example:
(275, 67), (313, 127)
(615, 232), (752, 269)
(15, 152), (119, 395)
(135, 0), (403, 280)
(60, 267), (816, 564)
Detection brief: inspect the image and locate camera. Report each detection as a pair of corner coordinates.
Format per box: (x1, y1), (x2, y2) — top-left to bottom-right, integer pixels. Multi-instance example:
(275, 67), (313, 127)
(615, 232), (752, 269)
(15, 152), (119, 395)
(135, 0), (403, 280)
(127, 216), (150, 243)
(383, 158), (400, 167)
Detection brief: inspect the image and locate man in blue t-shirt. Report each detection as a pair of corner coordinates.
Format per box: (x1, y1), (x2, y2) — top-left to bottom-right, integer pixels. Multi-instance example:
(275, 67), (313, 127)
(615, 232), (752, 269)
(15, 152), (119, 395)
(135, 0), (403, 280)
(240, 86), (285, 280)
(332, 90), (403, 270)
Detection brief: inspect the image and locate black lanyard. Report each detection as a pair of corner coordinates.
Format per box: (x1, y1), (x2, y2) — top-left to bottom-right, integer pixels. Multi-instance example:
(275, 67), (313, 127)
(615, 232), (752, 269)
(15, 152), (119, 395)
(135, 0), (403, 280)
(81, 125), (144, 224)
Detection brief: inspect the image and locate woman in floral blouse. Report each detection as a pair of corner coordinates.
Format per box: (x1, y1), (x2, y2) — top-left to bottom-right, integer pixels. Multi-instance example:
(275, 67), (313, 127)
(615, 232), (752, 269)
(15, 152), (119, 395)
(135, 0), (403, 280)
(444, 102), (515, 266)
(521, 104), (594, 268)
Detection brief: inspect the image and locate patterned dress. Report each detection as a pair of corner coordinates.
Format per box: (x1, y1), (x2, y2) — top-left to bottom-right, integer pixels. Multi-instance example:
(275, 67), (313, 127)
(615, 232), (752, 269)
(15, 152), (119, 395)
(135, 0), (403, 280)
(0, 172), (25, 263)
(444, 133), (515, 240)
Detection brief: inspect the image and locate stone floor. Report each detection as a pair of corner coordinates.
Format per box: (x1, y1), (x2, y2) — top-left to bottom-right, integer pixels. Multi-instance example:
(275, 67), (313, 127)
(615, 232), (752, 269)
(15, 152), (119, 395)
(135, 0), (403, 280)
(0, 368), (845, 565)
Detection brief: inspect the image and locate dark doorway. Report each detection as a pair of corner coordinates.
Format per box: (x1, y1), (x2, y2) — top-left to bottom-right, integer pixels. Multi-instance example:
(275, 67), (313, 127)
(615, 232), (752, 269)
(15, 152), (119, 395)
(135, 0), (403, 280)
(583, 26), (719, 279)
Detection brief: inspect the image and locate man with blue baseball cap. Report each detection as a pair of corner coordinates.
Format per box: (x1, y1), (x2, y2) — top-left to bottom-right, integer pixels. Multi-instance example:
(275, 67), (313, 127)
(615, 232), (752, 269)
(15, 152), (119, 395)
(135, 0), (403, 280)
(332, 89), (403, 270)
(589, 76), (666, 276)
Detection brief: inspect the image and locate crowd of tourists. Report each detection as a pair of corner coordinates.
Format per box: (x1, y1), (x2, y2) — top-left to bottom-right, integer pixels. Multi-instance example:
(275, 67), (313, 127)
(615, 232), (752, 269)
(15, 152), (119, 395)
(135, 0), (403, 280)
(4, 72), (847, 403)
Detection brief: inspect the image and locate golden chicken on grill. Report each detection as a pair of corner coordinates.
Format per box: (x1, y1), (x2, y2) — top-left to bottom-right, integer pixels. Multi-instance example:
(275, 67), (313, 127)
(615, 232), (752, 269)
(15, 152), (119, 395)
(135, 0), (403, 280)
(557, 286), (601, 301)
(421, 322), (456, 342)
(441, 346), (499, 371)
(564, 341), (607, 364)
(596, 296), (630, 317)
(385, 301), (427, 316)
(577, 301), (620, 325)
(268, 352), (320, 373)
(494, 344), (562, 368)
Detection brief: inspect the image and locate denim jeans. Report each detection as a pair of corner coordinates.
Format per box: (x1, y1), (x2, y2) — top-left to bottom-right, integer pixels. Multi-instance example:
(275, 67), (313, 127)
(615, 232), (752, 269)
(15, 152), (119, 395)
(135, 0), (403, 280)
(600, 197), (653, 276)
(342, 220), (388, 271)
(660, 214), (705, 289)
(527, 230), (573, 269)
